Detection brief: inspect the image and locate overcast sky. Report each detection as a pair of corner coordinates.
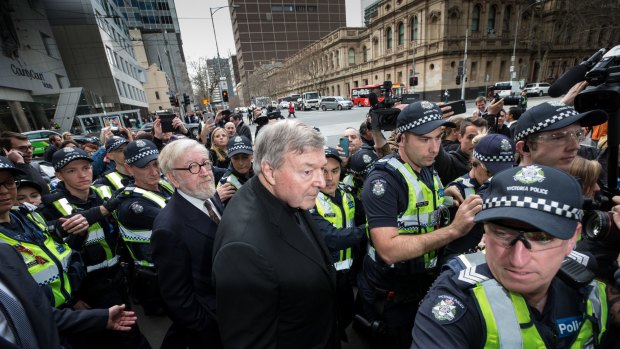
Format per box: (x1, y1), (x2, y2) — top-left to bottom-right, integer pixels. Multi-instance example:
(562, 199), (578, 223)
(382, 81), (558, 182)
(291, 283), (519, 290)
(175, 0), (363, 71)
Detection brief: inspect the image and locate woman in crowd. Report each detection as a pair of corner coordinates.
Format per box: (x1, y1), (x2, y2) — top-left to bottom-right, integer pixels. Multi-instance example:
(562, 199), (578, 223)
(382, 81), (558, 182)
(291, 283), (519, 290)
(210, 127), (230, 168)
(569, 156), (602, 199)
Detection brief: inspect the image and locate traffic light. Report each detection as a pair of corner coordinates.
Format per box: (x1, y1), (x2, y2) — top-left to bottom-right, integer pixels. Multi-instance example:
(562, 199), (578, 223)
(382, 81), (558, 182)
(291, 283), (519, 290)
(222, 90), (229, 102)
(169, 95), (176, 105)
(183, 93), (190, 105)
(456, 75), (461, 85)
(409, 76), (418, 86)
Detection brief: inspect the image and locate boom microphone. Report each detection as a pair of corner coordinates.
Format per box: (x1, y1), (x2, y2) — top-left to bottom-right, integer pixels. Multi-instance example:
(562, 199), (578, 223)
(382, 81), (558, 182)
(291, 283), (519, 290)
(548, 48), (606, 98)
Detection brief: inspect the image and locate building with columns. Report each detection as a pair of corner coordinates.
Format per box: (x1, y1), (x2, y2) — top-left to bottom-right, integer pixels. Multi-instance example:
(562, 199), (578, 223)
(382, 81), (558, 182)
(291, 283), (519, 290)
(259, 0), (618, 103)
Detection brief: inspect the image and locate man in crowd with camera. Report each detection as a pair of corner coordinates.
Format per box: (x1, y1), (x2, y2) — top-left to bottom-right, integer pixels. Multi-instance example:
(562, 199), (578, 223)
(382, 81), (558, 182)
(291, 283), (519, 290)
(411, 164), (610, 348)
(356, 100), (482, 349)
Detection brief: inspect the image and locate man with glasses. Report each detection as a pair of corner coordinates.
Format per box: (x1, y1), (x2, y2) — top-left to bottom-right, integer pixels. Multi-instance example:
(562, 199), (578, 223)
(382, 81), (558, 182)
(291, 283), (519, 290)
(0, 131), (50, 194)
(152, 139), (223, 348)
(115, 139), (174, 315)
(514, 102), (607, 172)
(411, 165), (609, 348)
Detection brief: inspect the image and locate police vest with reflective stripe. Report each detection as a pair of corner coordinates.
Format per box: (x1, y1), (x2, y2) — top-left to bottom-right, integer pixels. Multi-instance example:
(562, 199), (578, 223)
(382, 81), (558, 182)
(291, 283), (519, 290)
(456, 264), (607, 348)
(117, 184), (171, 267)
(368, 157), (445, 270)
(218, 172), (244, 190)
(315, 189), (355, 271)
(52, 185), (118, 273)
(342, 174), (362, 200)
(450, 176), (477, 199)
(104, 171), (126, 190)
(0, 211), (75, 308)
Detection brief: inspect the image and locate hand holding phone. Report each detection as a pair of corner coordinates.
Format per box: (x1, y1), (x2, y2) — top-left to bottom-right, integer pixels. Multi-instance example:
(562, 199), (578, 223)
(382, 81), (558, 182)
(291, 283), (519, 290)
(445, 100), (467, 116)
(159, 114), (175, 133)
(339, 137), (350, 157)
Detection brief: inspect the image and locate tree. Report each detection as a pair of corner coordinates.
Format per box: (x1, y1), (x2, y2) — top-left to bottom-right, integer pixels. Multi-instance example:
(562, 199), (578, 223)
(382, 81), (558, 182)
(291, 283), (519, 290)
(188, 57), (220, 106)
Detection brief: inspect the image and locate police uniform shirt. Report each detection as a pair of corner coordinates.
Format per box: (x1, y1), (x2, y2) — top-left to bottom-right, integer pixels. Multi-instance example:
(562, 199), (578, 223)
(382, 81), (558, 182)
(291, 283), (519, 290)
(411, 263), (600, 349)
(446, 174), (482, 200)
(362, 154), (437, 230)
(0, 212), (45, 244)
(117, 183), (173, 231)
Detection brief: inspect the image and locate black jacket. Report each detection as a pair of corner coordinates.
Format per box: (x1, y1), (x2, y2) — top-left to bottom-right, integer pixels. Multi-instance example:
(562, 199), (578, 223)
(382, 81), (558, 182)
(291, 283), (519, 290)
(434, 146), (471, 185)
(213, 176), (340, 349)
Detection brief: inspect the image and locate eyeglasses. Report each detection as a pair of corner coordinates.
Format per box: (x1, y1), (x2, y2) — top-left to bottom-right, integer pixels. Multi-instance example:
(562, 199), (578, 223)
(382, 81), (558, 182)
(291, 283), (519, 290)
(530, 129), (585, 145)
(0, 179), (18, 190)
(484, 222), (564, 252)
(14, 145), (33, 152)
(172, 160), (212, 174)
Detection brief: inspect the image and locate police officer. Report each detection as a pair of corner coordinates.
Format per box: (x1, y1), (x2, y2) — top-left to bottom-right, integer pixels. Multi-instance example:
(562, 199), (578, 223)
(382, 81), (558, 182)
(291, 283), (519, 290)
(411, 165), (609, 348)
(94, 136), (133, 190)
(41, 147), (151, 348)
(445, 133), (515, 202)
(116, 139), (174, 315)
(310, 147), (365, 341)
(217, 136), (254, 203)
(342, 147), (378, 201)
(357, 101), (482, 349)
(0, 156), (86, 308)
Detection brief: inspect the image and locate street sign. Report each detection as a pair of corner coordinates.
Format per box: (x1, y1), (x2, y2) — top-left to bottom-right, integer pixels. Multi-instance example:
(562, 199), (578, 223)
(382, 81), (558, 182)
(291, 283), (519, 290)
(202, 99), (209, 105)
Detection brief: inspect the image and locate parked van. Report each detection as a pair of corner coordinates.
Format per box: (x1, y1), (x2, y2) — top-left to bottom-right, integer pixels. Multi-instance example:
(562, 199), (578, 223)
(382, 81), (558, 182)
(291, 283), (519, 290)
(493, 81), (521, 98)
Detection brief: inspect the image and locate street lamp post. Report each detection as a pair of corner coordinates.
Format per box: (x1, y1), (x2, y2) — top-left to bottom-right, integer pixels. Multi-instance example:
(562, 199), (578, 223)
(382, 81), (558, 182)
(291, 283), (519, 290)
(512, 0), (544, 82)
(210, 4), (239, 108)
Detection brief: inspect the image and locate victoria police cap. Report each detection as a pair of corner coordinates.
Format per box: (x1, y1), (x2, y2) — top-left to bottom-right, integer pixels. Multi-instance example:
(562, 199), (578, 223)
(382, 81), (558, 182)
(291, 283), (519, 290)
(474, 164), (582, 239)
(349, 147), (378, 175)
(105, 136), (128, 153)
(0, 156), (25, 175)
(52, 147), (93, 171)
(472, 134), (515, 176)
(324, 147), (341, 163)
(396, 101), (455, 135)
(124, 139), (159, 168)
(227, 136), (253, 157)
(513, 101), (607, 142)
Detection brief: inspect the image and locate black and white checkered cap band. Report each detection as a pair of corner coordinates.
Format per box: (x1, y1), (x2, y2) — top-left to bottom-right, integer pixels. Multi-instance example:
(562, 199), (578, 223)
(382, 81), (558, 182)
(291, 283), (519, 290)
(107, 139), (126, 151)
(473, 150), (514, 163)
(0, 161), (15, 170)
(350, 164), (375, 176)
(514, 109), (579, 141)
(54, 154), (91, 170)
(228, 144), (252, 153)
(395, 112), (443, 133)
(126, 149), (158, 164)
(483, 195), (582, 220)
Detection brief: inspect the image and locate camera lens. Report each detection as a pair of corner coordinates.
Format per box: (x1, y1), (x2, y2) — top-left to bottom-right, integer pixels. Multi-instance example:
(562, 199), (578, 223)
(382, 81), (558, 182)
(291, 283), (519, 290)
(583, 211), (620, 245)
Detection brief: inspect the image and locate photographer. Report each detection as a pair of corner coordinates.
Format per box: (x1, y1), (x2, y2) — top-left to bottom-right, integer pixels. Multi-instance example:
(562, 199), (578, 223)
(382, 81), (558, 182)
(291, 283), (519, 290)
(152, 115), (190, 150)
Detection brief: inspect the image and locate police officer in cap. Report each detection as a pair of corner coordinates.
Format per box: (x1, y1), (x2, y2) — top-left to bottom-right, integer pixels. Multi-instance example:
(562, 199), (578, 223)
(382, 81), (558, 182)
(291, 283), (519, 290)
(342, 147), (378, 201)
(116, 139), (174, 315)
(42, 147), (151, 348)
(0, 156), (87, 308)
(310, 146), (365, 341)
(411, 165), (609, 348)
(94, 136), (133, 190)
(217, 135), (254, 203)
(357, 101), (482, 349)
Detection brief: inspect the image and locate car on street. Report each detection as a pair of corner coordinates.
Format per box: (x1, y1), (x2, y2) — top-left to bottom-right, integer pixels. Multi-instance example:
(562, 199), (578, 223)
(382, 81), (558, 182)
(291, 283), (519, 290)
(22, 130), (61, 157)
(279, 100), (292, 109)
(522, 82), (551, 97)
(319, 96), (354, 111)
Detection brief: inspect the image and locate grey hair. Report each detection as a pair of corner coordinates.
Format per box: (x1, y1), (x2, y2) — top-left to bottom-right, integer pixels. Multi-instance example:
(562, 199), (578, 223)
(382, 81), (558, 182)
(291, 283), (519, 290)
(159, 138), (209, 176)
(253, 119), (325, 174)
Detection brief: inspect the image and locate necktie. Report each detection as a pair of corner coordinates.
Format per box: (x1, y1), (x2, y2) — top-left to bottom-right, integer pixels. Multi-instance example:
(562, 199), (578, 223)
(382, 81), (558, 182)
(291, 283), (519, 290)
(0, 286), (38, 349)
(204, 200), (220, 225)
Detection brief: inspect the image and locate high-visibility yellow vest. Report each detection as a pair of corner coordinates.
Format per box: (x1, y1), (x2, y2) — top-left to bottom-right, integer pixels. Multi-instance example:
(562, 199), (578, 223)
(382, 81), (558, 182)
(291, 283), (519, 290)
(315, 189), (355, 271)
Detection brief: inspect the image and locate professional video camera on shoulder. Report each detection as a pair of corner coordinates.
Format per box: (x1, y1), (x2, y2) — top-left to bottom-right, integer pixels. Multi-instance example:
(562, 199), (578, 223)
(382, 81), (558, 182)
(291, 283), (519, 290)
(368, 80), (402, 131)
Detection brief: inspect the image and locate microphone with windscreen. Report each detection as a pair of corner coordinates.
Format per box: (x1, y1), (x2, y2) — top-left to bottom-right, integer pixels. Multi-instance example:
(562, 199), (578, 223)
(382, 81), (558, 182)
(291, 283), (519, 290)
(548, 48), (606, 97)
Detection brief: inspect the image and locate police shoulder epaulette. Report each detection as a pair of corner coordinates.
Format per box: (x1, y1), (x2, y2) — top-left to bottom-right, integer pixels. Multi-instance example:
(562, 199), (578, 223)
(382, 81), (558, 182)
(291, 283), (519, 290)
(453, 265), (491, 289)
(567, 250), (589, 267)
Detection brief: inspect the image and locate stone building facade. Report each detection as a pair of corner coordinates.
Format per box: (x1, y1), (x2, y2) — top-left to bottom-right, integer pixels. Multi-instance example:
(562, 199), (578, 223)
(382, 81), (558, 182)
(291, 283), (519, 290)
(261, 0), (618, 103)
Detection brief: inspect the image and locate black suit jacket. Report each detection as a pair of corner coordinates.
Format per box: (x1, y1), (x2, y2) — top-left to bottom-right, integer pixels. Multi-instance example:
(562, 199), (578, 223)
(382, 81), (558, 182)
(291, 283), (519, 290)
(213, 176), (340, 349)
(152, 190), (223, 343)
(0, 244), (107, 349)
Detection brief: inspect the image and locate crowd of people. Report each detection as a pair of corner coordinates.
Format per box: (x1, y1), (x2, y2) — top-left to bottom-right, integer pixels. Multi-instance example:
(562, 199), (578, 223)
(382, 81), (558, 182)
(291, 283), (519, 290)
(0, 82), (619, 349)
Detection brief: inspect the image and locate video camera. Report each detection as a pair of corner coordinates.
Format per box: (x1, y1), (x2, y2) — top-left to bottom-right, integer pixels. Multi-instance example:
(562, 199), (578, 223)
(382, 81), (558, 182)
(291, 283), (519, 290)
(368, 81), (402, 131)
(494, 93), (521, 106)
(574, 45), (620, 113)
